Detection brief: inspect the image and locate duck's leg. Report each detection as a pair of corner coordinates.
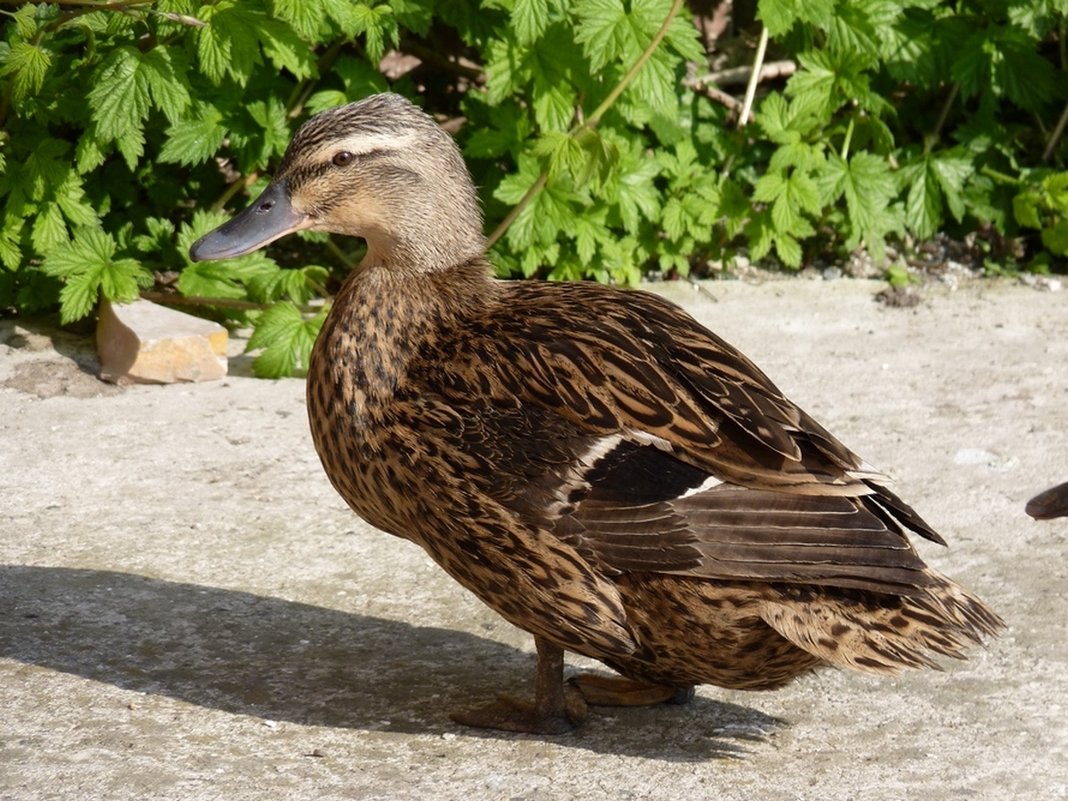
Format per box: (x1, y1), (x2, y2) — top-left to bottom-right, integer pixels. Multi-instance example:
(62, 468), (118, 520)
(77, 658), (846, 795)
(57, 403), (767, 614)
(568, 674), (695, 707)
(451, 637), (587, 734)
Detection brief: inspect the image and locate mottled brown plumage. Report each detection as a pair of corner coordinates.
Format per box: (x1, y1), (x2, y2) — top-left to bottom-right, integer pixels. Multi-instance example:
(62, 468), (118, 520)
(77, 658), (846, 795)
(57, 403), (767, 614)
(191, 93), (1003, 733)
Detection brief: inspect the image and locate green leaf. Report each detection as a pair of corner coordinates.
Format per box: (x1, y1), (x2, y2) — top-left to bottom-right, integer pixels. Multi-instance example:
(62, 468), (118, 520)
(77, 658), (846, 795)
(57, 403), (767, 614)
(1041, 220), (1068, 256)
(196, 2), (267, 84)
(759, 0), (834, 36)
(952, 26), (1057, 111)
(88, 47), (151, 168)
(41, 228), (151, 324)
(513, 0), (550, 44)
(271, 0), (324, 39)
(259, 15), (316, 79)
(139, 48), (191, 122)
(610, 156), (661, 233)
(247, 301), (325, 378)
(929, 152), (972, 222)
(351, 3), (398, 64)
(574, 0), (630, 72)
(0, 41), (52, 102)
(820, 151), (896, 253)
(31, 202), (69, 254)
(159, 103), (227, 166)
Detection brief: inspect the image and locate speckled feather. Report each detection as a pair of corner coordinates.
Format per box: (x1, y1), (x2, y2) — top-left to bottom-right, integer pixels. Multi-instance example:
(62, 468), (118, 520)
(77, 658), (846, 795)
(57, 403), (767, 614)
(201, 93), (1003, 704)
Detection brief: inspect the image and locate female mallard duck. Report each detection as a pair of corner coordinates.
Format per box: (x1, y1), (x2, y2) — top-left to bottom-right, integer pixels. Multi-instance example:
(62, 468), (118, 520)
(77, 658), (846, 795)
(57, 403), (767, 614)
(191, 93), (1003, 734)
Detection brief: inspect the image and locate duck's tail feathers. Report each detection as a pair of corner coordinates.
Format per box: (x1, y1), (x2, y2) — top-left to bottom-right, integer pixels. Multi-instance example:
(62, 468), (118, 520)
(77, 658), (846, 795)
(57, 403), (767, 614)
(759, 574), (1004, 674)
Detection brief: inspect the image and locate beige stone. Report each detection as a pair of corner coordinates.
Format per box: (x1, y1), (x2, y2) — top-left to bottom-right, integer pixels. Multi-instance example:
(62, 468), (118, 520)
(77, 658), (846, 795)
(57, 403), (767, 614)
(96, 298), (228, 383)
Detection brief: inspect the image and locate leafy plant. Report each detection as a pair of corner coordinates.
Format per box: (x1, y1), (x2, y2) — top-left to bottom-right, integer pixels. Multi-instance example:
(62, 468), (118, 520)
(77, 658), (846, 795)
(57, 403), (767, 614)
(0, 0), (1065, 377)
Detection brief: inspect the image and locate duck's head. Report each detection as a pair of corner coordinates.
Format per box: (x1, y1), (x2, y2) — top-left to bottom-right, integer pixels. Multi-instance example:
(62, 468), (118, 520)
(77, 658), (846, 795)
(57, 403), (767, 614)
(190, 93), (484, 272)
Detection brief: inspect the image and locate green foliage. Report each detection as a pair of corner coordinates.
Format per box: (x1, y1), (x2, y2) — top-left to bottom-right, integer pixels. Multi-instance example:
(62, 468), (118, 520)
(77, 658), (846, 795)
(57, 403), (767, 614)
(1, 0), (1065, 376)
(1014, 171), (1068, 259)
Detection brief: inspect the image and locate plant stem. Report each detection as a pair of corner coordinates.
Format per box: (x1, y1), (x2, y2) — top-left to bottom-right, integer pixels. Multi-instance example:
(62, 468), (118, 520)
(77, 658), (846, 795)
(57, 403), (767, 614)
(486, 0), (684, 250)
(738, 26), (769, 128)
(840, 115), (855, 161)
(1043, 101), (1068, 163)
(928, 82), (959, 153)
(140, 290), (323, 316)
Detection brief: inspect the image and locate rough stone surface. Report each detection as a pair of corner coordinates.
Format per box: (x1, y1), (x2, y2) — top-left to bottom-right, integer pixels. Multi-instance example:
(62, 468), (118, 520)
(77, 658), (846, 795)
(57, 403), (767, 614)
(1, 278), (1066, 801)
(96, 298), (228, 384)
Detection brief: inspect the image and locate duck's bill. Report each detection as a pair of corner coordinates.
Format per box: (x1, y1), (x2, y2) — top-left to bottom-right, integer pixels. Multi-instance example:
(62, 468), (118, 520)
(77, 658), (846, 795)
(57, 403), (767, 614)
(189, 181), (313, 261)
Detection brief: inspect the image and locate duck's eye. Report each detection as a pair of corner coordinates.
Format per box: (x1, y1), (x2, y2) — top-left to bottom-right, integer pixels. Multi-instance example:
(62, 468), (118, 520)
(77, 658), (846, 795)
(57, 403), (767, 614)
(332, 151), (354, 167)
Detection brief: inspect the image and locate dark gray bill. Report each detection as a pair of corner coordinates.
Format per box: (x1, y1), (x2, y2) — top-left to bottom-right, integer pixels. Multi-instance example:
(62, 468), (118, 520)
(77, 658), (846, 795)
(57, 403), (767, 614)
(189, 181), (311, 261)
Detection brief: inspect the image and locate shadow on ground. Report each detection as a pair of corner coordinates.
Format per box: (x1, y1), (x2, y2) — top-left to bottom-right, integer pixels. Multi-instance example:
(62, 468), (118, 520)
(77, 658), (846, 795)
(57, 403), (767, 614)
(0, 565), (783, 759)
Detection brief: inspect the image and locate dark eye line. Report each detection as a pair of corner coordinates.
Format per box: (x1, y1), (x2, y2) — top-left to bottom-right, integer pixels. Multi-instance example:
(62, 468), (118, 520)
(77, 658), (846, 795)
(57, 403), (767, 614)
(330, 147), (396, 168)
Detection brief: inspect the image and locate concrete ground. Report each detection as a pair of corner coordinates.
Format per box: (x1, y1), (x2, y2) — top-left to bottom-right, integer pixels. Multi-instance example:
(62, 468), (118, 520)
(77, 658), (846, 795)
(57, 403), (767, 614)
(1, 277), (1065, 801)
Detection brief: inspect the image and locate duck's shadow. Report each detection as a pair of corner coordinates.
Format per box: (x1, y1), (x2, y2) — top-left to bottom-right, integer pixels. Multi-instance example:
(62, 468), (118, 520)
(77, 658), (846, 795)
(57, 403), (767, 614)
(0, 565), (783, 759)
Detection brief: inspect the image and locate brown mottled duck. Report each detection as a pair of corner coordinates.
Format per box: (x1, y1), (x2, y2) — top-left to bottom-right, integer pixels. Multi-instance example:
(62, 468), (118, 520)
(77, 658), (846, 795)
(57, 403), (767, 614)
(190, 93), (1003, 734)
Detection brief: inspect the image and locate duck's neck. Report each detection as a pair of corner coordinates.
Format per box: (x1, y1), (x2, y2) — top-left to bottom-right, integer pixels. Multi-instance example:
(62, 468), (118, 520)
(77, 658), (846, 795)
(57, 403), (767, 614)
(308, 258), (496, 426)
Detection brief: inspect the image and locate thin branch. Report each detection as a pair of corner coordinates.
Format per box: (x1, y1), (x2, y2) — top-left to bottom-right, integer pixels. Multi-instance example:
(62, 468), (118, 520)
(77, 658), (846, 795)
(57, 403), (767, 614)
(1043, 100), (1068, 163)
(686, 81), (744, 118)
(928, 82), (959, 152)
(140, 290), (322, 316)
(485, 173), (548, 250)
(738, 26), (769, 128)
(694, 60), (796, 88)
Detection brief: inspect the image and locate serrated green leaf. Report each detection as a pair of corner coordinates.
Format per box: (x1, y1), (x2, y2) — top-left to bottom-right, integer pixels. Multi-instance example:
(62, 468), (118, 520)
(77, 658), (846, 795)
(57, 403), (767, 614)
(574, 0), (630, 72)
(611, 157), (661, 233)
(1041, 220), (1068, 256)
(903, 158), (942, 240)
(271, 0), (324, 39)
(0, 41), (52, 102)
(55, 173), (99, 227)
(760, 0), (833, 35)
(41, 228), (151, 323)
(248, 301), (325, 378)
(757, 0), (799, 36)
(57, 270), (98, 324)
(534, 131), (584, 180)
(0, 227), (21, 271)
(929, 153), (972, 223)
(305, 89), (351, 115)
(531, 76), (576, 132)
(953, 26), (1056, 111)
(351, 4), (398, 64)
(32, 202), (69, 253)
(178, 261), (248, 299)
(513, 0), (550, 44)
(196, 2), (266, 84)
(752, 171), (786, 204)
(260, 15), (316, 79)
(820, 151), (896, 253)
(88, 47), (152, 169)
(245, 96), (292, 168)
(159, 104), (227, 166)
(139, 48), (191, 122)
(629, 49), (675, 117)
(774, 231), (802, 267)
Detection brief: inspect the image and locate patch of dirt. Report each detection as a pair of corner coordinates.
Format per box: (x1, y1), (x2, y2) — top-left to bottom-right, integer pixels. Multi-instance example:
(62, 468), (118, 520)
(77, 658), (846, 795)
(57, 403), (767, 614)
(1, 358), (121, 399)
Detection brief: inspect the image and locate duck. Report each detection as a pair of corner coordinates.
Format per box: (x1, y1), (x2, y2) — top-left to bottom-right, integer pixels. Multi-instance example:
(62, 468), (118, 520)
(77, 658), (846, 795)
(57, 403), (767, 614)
(1026, 481), (1068, 519)
(190, 93), (1003, 734)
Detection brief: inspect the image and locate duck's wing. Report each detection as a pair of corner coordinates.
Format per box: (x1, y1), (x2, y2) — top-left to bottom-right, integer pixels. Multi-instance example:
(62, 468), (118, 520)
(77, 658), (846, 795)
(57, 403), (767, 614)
(447, 284), (946, 596)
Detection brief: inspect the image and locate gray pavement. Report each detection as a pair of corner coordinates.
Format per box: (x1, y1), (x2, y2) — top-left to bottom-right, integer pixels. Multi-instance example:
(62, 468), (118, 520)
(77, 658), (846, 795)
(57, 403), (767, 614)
(1, 277), (1066, 800)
